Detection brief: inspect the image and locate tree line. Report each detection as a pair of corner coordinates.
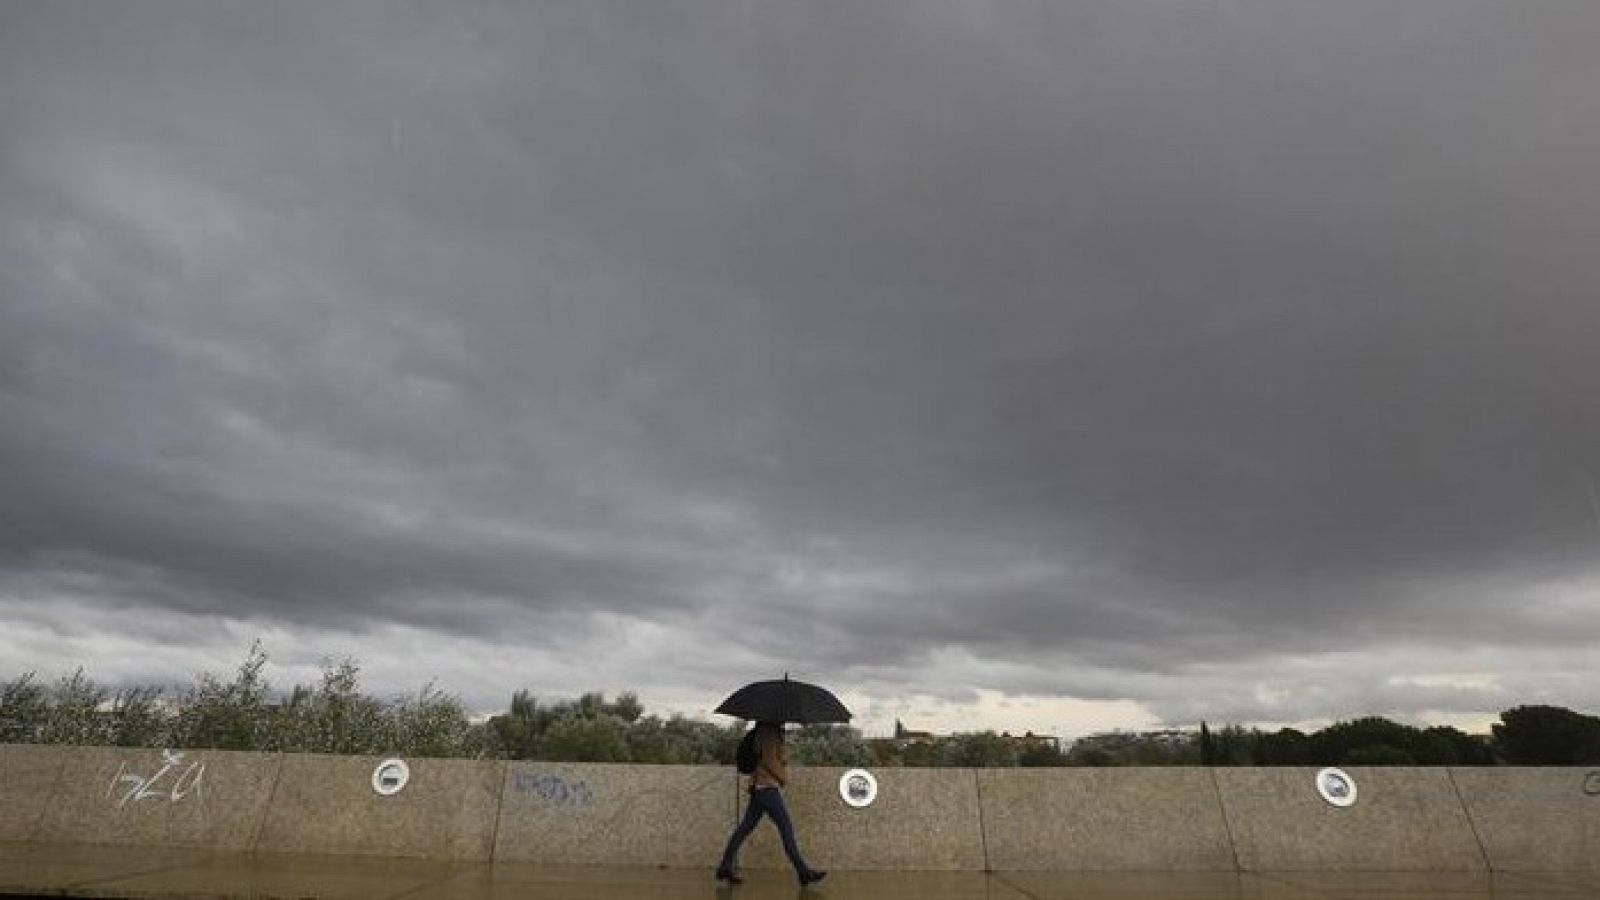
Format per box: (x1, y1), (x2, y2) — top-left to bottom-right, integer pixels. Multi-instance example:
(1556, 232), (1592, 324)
(0, 644), (743, 763)
(4, 644), (1599, 766)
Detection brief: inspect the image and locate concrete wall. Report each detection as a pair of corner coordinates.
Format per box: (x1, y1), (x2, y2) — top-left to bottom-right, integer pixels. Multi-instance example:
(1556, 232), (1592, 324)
(1451, 767), (1600, 873)
(256, 753), (503, 860)
(738, 767), (986, 871)
(0, 744), (70, 841)
(1215, 767), (1486, 872)
(979, 768), (1236, 871)
(35, 747), (280, 851)
(3, 745), (1597, 873)
(495, 763), (733, 867)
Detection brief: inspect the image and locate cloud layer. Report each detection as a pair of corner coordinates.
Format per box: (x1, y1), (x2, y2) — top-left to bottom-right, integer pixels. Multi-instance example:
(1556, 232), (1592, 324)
(3, 1), (1599, 735)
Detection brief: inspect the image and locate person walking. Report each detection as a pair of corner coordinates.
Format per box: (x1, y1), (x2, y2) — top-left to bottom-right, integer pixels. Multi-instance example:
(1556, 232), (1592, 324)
(715, 721), (826, 887)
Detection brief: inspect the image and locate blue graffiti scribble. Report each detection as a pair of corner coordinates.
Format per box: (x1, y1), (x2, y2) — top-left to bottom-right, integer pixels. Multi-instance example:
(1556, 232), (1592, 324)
(513, 772), (594, 807)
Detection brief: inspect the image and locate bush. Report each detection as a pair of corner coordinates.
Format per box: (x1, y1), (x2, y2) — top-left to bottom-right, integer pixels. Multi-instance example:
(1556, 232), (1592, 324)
(273, 658), (395, 755)
(543, 714), (630, 762)
(392, 682), (475, 758)
(790, 724), (874, 767)
(16, 642), (1585, 769)
(0, 672), (47, 743)
(1343, 743), (1415, 765)
(936, 732), (1019, 767)
(170, 641), (272, 751)
(42, 669), (109, 746)
(108, 686), (168, 747)
(1252, 728), (1311, 766)
(1308, 717), (1419, 765)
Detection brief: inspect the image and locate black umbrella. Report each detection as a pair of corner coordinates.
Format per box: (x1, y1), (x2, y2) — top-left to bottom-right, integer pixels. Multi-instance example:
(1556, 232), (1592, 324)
(715, 675), (852, 725)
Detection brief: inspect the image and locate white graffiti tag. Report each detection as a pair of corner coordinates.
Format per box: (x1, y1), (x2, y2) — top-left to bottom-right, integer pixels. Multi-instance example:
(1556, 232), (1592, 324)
(108, 749), (205, 809)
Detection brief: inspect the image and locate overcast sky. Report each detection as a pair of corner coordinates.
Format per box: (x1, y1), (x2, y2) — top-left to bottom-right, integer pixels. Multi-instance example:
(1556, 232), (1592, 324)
(3, 1), (1598, 739)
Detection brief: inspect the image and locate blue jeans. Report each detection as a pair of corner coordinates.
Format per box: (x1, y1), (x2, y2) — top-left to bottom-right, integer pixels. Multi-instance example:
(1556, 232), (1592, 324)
(718, 786), (811, 875)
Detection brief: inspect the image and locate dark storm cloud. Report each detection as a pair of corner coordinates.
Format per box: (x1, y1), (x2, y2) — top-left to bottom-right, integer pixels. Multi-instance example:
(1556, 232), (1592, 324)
(3, 1), (1599, 724)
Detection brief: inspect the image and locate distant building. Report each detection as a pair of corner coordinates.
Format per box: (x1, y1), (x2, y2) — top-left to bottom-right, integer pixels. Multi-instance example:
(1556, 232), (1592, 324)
(1070, 728), (1194, 753)
(874, 720), (1060, 752)
(893, 719), (932, 741)
(998, 730), (1062, 753)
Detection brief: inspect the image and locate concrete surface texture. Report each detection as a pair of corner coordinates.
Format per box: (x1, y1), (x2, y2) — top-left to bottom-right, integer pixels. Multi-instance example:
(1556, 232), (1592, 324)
(0, 744), (69, 841)
(1214, 767), (1487, 872)
(33, 746), (280, 851)
(4, 843), (1600, 899)
(978, 768), (1237, 871)
(1451, 766), (1600, 873)
(4, 744), (1600, 879)
(734, 767), (987, 871)
(494, 762), (733, 867)
(254, 753), (504, 860)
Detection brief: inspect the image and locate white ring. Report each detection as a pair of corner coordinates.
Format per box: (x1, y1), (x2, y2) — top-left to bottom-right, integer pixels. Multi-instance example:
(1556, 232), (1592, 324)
(372, 758), (411, 796)
(1315, 767), (1357, 807)
(838, 768), (878, 808)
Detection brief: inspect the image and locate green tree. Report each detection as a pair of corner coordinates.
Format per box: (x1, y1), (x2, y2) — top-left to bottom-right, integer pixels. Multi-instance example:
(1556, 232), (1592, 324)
(1308, 717), (1420, 765)
(392, 682), (474, 758)
(868, 740), (903, 767)
(1344, 743), (1415, 765)
(669, 717), (742, 765)
(171, 642), (272, 751)
(0, 672), (48, 743)
(569, 691), (643, 723)
(1018, 742), (1065, 767)
(274, 658), (394, 754)
(42, 669), (110, 746)
(1492, 705), (1600, 765)
(896, 739), (941, 767)
(485, 690), (543, 759)
(1068, 746), (1115, 767)
(1210, 726), (1255, 766)
(611, 692), (645, 723)
(543, 713), (630, 762)
(621, 715), (673, 763)
(936, 732), (1019, 767)
(107, 685), (168, 748)
(790, 724), (874, 766)
(1253, 728), (1311, 766)
(1414, 726), (1493, 766)
(622, 715), (737, 764)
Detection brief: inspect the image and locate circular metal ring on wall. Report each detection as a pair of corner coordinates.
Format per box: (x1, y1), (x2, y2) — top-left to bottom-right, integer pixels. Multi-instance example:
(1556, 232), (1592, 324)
(838, 768), (878, 808)
(1315, 767), (1357, 807)
(372, 758), (411, 796)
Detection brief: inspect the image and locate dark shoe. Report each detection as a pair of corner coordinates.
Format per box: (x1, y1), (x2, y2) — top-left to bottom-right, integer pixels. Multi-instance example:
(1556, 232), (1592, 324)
(715, 867), (743, 885)
(799, 869), (827, 886)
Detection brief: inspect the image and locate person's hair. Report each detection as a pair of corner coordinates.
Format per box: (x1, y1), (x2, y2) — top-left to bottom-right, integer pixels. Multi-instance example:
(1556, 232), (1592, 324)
(755, 721), (783, 740)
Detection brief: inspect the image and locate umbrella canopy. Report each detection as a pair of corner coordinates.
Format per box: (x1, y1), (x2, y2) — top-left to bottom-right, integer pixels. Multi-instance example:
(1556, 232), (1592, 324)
(715, 676), (852, 725)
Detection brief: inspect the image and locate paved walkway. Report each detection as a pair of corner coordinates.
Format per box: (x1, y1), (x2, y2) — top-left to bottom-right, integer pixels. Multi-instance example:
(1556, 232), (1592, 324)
(2, 843), (1598, 898)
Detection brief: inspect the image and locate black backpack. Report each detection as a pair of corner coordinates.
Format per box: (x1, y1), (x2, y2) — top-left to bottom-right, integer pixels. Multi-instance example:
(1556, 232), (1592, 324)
(735, 729), (760, 775)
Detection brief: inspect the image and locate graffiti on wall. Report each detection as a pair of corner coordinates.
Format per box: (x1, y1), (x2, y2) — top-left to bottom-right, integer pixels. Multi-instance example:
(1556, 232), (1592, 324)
(512, 772), (594, 808)
(108, 749), (205, 809)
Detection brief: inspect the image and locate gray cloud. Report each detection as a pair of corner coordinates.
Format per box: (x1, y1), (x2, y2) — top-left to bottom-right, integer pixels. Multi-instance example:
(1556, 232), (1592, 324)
(3, 1), (1599, 732)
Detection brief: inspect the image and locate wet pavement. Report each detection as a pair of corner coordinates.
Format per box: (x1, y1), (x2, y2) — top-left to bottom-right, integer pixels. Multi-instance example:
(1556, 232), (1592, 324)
(2, 843), (1598, 898)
